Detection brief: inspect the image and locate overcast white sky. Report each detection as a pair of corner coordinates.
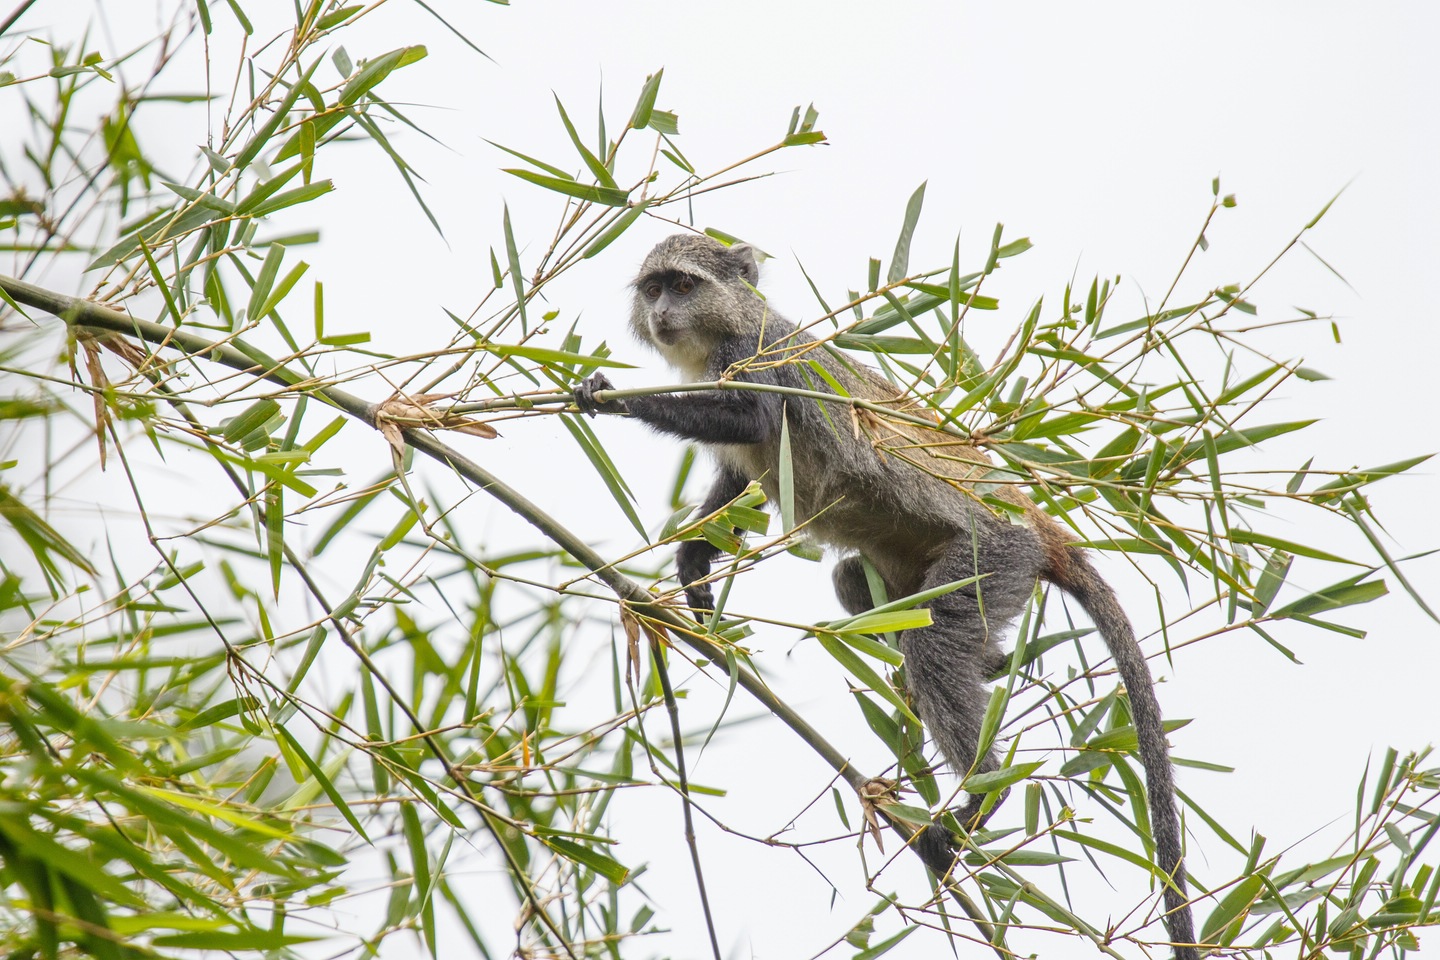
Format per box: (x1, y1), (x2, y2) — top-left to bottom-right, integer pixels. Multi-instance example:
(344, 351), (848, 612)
(8, 2), (1440, 957)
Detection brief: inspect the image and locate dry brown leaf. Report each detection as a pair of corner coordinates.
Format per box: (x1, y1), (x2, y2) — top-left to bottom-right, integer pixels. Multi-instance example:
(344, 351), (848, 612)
(80, 336), (110, 470)
(858, 777), (903, 852)
(618, 604), (643, 686)
(373, 394), (499, 457)
(69, 328), (163, 470)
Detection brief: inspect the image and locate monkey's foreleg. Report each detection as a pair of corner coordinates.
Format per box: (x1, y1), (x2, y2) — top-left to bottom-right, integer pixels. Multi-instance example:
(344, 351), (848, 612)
(574, 373), (780, 444)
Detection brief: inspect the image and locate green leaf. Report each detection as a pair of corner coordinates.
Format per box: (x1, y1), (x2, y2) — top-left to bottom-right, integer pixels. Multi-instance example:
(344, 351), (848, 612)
(1251, 550), (1291, 616)
(995, 237), (1032, 259)
(485, 139), (574, 180)
(161, 181), (237, 214)
(851, 690), (902, 754)
(339, 46), (427, 107)
(0, 815), (144, 907)
(560, 416), (647, 539)
(782, 131), (826, 146)
(245, 180), (335, 218)
(273, 724), (370, 843)
(1053, 828), (1166, 875)
(962, 761), (1044, 795)
(554, 95), (616, 188)
(824, 629), (904, 667)
(219, 399), (281, 443)
(502, 203), (527, 330)
(888, 182), (926, 284)
(1230, 530), (1359, 566)
(853, 926), (917, 959)
(476, 342), (633, 368)
(233, 57), (323, 170)
(1175, 420), (1315, 465)
(974, 685), (1009, 761)
(815, 634), (918, 723)
(137, 786), (291, 839)
(1201, 873), (1265, 943)
(234, 162), (304, 212)
(778, 405), (795, 531)
(1306, 185), (1345, 229)
(649, 109), (681, 136)
(504, 169), (631, 207)
(629, 69), (663, 129)
(153, 930), (320, 949)
(831, 609), (931, 637)
(1269, 577), (1388, 619)
(1310, 454), (1433, 504)
(583, 201), (649, 258)
(1077, 718), (1191, 756)
(540, 836), (630, 884)
(0, 486), (98, 579)
(962, 847), (1070, 867)
(256, 254), (310, 320)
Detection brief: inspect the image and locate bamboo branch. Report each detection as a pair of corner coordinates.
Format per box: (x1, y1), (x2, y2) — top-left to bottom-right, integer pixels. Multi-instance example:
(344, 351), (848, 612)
(1, 272), (1000, 940)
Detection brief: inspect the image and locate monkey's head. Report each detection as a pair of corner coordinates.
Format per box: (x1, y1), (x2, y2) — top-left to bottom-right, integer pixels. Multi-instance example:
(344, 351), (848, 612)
(629, 234), (762, 371)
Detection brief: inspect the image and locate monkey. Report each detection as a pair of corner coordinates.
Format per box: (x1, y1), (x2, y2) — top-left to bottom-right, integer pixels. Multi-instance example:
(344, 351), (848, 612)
(573, 234), (1197, 959)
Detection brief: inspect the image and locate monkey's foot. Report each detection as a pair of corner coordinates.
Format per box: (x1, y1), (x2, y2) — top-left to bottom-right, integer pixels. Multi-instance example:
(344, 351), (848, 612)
(914, 823), (960, 877)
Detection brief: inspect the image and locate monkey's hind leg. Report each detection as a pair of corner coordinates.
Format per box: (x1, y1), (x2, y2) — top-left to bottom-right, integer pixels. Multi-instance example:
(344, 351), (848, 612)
(831, 555), (879, 616)
(902, 529), (1043, 829)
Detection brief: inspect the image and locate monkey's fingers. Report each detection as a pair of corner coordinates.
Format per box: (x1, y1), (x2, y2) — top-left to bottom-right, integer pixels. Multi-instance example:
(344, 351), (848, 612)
(574, 372), (628, 416)
(572, 374), (606, 416)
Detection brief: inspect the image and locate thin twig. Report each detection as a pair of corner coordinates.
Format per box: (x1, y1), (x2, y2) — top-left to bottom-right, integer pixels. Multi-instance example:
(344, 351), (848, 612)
(650, 632), (723, 960)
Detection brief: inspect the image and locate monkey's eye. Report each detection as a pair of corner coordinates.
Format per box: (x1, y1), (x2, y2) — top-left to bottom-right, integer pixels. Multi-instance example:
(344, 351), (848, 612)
(643, 282), (663, 300)
(671, 276), (695, 295)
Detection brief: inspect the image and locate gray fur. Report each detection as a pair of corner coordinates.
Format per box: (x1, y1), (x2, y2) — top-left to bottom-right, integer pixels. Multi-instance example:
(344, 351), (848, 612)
(576, 234), (1197, 960)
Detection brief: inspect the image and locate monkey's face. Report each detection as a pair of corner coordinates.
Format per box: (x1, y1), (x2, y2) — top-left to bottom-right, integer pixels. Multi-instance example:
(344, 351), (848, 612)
(629, 269), (719, 377)
(637, 271), (700, 346)
(627, 235), (765, 376)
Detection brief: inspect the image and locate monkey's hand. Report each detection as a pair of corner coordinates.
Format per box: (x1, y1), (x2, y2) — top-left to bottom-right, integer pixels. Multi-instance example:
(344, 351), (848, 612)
(677, 539), (716, 614)
(573, 373), (629, 417)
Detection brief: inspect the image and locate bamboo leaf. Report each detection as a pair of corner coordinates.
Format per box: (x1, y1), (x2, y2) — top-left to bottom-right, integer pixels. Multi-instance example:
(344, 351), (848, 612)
(503, 169), (631, 207)
(815, 633), (918, 723)
(962, 760), (1044, 795)
(273, 725), (370, 843)
(245, 180), (335, 219)
(560, 416), (647, 539)
(476, 342), (633, 368)
(1251, 550), (1292, 615)
(540, 836), (630, 884)
(583, 201), (649, 258)
(830, 609), (931, 638)
(823, 628), (904, 667)
(778, 405), (795, 531)
(554, 95), (616, 187)
(888, 181), (926, 284)
(1201, 873), (1266, 943)
(339, 46), (427, 107)
(1269, 577), (1388, 619)
(629, 69), (663, 130)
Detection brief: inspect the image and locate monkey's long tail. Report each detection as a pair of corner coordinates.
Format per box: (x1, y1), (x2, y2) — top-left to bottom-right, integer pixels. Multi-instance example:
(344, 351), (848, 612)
(1059, 553), (1199, 960)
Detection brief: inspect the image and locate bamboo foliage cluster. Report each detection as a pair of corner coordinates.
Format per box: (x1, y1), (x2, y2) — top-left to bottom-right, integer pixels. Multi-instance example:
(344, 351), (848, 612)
(0, 3), (1436, 959)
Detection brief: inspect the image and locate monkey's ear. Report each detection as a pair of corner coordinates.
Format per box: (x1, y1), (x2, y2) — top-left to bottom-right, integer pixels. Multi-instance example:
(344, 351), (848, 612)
(730, 243), (761, 286)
